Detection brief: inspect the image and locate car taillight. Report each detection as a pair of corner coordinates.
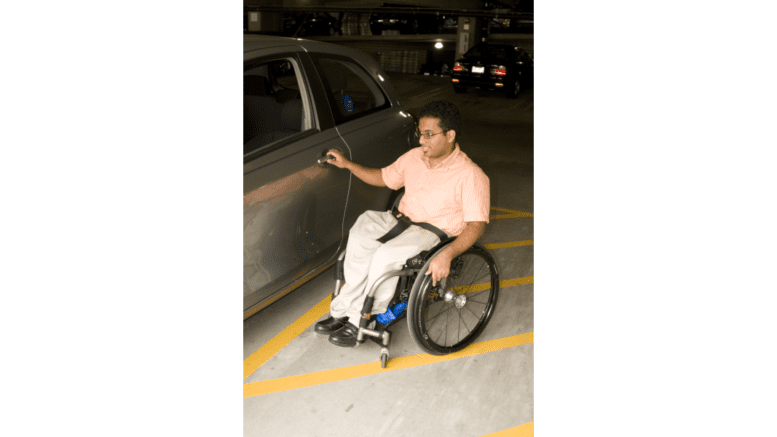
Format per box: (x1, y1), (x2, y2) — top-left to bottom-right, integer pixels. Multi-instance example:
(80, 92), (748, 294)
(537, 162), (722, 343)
(453, 62), (467, 72)
(490, 66), (507, 76)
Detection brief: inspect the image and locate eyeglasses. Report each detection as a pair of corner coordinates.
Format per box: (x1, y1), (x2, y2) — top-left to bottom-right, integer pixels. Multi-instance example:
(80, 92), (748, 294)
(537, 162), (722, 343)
(414, 130), (447, 140)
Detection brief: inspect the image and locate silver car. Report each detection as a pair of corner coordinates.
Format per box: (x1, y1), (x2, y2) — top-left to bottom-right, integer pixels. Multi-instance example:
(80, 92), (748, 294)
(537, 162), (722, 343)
(244, 35), (415, 319)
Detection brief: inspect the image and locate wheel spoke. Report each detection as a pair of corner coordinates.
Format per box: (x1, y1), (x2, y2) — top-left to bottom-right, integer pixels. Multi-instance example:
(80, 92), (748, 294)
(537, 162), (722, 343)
(465, 288), (493, 305)
(456, 306), (462, 342)
(457, 306), (474, 334)
(466, 298), (489, 305)
(465, 289), (491, 300)
(434, 304), (451, 345)
(463, 257), (487, 289)
(425, 302), (454, 331)
(464, 301), (480, 317)
(412, 247), (498, 353)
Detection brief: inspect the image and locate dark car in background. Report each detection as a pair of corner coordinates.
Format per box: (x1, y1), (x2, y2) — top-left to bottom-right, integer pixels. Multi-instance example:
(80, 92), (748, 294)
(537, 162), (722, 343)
(283, 12), (343, 37)
(369, 11), (448, 35)
(243, 35), (415, 319)
(450, 43), (534, 98)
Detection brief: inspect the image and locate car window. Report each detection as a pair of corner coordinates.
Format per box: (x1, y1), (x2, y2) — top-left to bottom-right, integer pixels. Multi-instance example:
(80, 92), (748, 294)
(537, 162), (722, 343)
(312, 56), (389, 126)
(465, 45), (513, 60)
(244, 57), (314, 155)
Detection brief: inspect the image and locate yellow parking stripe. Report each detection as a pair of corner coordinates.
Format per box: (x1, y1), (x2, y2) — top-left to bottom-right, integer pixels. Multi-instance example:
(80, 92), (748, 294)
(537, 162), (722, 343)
(454, 276), (534, 294)
(243, 294), (331, 380)
(484, 240), (533, 250)
(482, 421), (534, 437)
(243, 332), (533, 398)
(502, 276), (534, 287)
(453, 282), (491, 294)
(490, 213), (533, 220)
(491, 206), (533, 216)
(244, 275), (534, 380)
(489, 206), (533, 220)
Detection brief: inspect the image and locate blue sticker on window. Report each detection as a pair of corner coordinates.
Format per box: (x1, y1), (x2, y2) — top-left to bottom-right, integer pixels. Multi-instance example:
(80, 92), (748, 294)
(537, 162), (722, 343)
(343, 95), (353, 114)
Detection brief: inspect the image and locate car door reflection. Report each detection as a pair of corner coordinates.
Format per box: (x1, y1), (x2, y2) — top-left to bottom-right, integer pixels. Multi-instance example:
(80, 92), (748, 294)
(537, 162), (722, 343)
(243, 155), (347, 312)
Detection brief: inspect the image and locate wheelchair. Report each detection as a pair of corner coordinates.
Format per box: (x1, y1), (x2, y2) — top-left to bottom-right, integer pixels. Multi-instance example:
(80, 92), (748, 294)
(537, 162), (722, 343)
(332, 237), (500, 368)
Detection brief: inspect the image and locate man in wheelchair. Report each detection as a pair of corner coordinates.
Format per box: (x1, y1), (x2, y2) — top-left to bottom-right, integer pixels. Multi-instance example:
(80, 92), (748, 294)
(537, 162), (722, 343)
(314, 100), (491, 348)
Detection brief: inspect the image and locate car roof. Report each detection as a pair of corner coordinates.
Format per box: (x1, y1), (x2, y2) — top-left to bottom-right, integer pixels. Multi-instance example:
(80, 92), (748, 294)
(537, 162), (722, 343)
(243, 35), (301, 52)
(244, 35), (364, 59)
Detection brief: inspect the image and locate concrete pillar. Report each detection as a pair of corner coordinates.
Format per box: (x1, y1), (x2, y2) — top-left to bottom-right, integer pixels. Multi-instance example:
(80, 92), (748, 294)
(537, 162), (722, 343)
(455, 17), (482, 60)
(247, 11), (284, 33)
(245, 0), (285, 32)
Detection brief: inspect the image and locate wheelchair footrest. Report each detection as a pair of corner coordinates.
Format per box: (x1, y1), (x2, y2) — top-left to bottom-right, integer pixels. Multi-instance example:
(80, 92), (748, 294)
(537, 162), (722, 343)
(366, 328), (391, 346)
(357, 325), (390, 343)
(376, 301), (408, 325)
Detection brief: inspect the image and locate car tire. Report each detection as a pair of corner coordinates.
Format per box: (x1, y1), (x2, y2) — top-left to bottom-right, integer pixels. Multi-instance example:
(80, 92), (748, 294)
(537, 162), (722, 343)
(453, 85), (467, 93)
(507, 77), (521, 98)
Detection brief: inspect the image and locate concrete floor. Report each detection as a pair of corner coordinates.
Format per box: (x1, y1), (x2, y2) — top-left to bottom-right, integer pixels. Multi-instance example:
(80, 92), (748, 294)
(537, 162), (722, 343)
(244, 73), (534, 436)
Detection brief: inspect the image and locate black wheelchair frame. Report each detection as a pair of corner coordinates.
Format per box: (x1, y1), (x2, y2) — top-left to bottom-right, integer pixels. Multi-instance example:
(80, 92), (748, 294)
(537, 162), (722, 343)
(333, 237), (500, 368)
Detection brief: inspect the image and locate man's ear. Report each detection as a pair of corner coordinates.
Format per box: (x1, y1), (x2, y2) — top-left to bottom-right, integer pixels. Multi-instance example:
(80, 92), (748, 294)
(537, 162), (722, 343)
(446, 129), (456, 144)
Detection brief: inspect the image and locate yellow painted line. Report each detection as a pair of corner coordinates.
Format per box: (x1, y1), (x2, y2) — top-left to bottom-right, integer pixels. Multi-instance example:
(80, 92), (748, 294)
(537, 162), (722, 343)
(488, 206), (533, 220)
(245, 275), (533, 379)
(453, 282), (491, 294)
(243, 332), (533, 398)
(484, 240), (533, 250)
(502, 276), (534, 287)
(243, 294), (331, 380)
(490, 206), (533, 217)
(490, 206), (529, 215)
(482, 421), (534, 437)
(489, 213), (533, 220)
(454, 276), (534, 294)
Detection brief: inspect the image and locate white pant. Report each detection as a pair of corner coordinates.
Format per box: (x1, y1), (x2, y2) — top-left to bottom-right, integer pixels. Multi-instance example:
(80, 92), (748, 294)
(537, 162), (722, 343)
(330, 210), (444, 323)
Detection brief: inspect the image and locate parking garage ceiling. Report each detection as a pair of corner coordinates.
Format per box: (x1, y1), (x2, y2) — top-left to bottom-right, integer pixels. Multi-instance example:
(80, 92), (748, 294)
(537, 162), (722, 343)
(244, 0), (534, 18)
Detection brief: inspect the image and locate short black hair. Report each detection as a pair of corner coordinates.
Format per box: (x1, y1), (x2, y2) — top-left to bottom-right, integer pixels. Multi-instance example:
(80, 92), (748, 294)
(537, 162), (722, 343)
(417, 100), (461, 140)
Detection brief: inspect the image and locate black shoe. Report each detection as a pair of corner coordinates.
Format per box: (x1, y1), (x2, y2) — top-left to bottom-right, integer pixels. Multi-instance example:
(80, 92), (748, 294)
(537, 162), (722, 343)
(314, 316), (349, 334)
(328, 322), (359, 347)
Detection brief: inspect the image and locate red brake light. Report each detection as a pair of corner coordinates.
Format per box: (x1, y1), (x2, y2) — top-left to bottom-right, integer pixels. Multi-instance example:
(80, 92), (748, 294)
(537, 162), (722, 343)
(491, 66), (507, 76)
(453, 62), (464, 72)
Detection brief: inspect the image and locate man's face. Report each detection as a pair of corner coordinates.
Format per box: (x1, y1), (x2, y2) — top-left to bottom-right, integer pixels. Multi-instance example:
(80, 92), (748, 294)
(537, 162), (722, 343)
(417, 117), (455, 161)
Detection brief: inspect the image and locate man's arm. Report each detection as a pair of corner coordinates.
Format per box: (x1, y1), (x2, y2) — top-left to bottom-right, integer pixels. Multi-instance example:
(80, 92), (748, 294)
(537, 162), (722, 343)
(425, 221), (487, 286)
(325, 149), (386, 187)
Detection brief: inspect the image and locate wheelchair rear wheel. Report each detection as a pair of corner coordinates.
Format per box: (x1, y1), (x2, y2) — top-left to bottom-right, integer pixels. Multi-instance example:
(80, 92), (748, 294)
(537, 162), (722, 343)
(407, 244), (499, 355)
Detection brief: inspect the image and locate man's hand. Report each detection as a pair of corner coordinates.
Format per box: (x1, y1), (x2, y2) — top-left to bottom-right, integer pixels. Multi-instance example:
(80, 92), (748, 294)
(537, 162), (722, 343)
(325, 149), (349, 169)
(425, 250), (454, 287)
(325, 149), (387, 187)
(423, 222), (486, 287)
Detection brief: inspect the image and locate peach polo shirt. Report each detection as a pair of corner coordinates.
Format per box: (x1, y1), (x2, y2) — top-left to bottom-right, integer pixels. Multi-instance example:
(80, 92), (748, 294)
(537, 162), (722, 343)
(381, 145), (490, 237)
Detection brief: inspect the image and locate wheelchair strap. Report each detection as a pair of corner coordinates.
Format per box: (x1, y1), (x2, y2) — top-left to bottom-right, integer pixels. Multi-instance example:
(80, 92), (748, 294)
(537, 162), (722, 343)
(377, 207), (449, 244)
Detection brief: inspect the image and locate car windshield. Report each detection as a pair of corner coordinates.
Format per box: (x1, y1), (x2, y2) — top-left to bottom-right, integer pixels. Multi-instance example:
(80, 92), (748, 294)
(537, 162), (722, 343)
(465, 45), (513, 59)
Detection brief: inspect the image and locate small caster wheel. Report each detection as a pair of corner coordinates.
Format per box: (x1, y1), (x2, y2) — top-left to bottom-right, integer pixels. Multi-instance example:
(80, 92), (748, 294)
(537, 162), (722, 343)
(380, 353), (388, 369)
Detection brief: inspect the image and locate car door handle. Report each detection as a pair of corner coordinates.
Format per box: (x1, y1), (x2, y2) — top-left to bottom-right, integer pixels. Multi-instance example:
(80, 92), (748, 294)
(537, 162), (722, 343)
(316, 148), (344, 166)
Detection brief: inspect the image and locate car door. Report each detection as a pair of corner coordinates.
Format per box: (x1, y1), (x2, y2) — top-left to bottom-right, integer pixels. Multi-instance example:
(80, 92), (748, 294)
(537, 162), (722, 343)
(308, 53), (415, 233)
(243, 47), (350, 318)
